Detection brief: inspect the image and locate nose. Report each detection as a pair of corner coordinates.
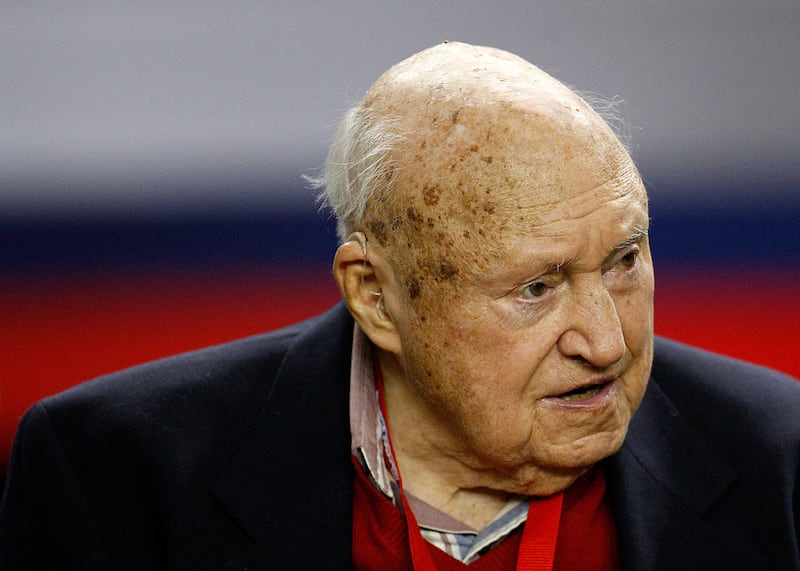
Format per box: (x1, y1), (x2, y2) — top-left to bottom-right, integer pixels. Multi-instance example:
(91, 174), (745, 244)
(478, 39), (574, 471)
(557, 279), (626, 368)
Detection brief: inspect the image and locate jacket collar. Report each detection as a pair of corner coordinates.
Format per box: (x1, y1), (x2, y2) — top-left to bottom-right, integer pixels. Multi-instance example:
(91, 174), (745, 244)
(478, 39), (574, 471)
(209, 303), (356, 569)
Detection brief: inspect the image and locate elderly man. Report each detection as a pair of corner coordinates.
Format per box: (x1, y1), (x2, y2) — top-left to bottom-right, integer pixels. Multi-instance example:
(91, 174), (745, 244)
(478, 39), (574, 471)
(1, 42), (798, 570)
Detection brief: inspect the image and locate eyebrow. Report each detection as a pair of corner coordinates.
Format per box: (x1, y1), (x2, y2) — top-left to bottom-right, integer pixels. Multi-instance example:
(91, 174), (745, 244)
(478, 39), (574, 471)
(545, 226), (649, 274)
(612, 226), (649, 252)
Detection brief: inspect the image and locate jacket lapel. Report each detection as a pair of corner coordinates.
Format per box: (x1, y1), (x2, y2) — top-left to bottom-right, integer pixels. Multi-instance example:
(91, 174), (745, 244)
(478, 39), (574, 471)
(209, 304), (356, 569)
(605, 377), (765, 569)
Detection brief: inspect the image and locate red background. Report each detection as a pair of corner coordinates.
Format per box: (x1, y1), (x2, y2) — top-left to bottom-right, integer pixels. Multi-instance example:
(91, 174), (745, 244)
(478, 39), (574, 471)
(3, 265), (798, 472)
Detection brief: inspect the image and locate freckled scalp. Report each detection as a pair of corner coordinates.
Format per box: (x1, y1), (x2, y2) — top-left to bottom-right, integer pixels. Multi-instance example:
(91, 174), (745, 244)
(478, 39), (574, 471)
(354, 42), (646, 304)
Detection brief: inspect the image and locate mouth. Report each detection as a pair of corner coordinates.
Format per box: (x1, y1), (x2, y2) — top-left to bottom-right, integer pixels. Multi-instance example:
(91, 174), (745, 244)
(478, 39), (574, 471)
(545, 378), (617, 407)
(558, 383), (607, 402)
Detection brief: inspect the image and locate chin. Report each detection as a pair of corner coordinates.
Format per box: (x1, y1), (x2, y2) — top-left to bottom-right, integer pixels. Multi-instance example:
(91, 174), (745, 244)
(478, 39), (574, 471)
(511, 463), (593, 497)
(554, 429), (627, 470)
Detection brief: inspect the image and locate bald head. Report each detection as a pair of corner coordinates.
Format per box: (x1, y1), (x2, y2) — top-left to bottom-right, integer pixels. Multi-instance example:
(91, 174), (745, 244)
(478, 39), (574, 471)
(363, 41), (582, 119)
(321, 41), (644, 290)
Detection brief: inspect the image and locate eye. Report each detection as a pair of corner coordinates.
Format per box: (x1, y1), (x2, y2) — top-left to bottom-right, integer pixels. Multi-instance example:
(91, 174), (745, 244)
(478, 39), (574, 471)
(520, 281), (548, 299)
(619, 249), (638, 269)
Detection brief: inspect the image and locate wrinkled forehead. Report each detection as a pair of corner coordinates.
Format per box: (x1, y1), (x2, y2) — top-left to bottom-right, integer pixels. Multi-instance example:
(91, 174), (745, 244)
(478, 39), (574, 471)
(390, 98), (638, 212)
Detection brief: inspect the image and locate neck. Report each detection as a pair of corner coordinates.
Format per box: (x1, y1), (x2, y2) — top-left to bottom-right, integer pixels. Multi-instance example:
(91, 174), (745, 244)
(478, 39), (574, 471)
(394, 449), (515, 530)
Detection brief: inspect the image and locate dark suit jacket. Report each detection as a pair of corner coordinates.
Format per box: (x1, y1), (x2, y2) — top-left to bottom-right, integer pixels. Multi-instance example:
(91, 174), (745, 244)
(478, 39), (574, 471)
(1, 303), (799, 570)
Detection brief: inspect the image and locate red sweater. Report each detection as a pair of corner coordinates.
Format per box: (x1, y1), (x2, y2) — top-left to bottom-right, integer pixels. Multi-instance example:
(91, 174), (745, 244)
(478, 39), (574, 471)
(352, 462), (619, 570)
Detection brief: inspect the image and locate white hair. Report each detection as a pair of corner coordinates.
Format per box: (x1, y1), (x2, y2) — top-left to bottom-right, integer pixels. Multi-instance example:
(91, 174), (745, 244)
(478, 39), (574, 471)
(306, 105), (405, 242)
(577, 90), (638, 156)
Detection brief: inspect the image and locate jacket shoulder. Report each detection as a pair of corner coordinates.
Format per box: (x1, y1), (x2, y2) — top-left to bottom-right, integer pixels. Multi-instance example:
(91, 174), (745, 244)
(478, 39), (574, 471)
(651, 336), (800, 453)
(22, 304), (352, 480)
(43, 306), (336, 417)
(0, 303), (354, 569)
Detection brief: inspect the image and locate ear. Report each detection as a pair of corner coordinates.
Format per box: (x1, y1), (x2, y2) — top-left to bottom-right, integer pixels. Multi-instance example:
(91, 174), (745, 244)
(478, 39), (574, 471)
(333, 237), (402, 355)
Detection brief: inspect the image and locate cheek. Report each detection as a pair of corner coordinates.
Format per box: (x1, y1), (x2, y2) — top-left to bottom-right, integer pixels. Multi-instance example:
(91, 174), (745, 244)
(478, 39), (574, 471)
(616, 271), (655, 341)
(619, 296), (652, 343)
(401, 309), (511, 400)
(615, 280), (655, 402)
(440, 321), (545, 409)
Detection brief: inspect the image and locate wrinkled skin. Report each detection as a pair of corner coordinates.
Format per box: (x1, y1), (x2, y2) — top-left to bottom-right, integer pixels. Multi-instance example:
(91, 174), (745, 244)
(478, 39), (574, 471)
(339, 42), (654, 526)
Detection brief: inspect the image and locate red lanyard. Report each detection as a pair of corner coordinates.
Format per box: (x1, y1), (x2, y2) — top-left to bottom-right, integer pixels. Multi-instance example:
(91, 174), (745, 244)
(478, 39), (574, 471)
(376, 365), (563, 570)
(515, 493), (563, 571)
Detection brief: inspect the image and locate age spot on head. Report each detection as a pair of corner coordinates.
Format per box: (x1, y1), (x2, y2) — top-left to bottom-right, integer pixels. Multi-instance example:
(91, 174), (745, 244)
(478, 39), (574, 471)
(423, 183), (441, 206)
(408, 277), (421, 299)
(436, 261), (459, 281)
(368, 220), (388, 245)
(406, 206), (423, 229)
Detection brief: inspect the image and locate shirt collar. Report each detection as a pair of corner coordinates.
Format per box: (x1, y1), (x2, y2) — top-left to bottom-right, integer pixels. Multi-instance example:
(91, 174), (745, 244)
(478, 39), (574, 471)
(349, 324), (399, 500)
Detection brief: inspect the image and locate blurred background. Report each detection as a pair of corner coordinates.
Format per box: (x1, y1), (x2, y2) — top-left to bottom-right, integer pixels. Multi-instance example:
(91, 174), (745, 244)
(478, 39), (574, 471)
(2, 1), (798, 480)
